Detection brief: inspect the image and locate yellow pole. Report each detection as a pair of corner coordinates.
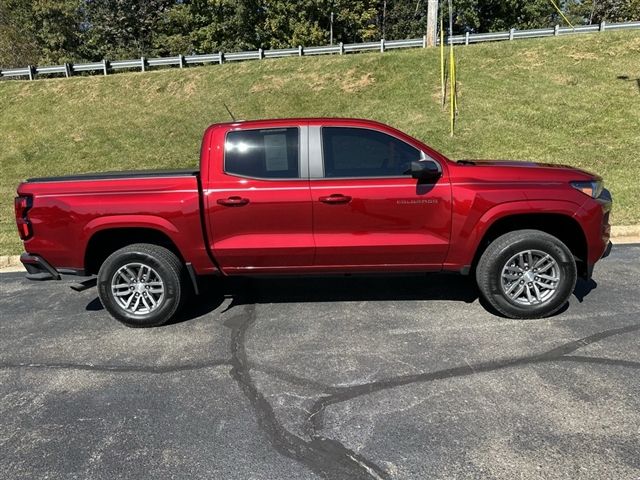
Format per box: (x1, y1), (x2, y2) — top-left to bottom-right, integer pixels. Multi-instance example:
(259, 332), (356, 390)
(440, 14), (445, 108)
(451, 43), (457, 114)
(449, 39), (455, 136)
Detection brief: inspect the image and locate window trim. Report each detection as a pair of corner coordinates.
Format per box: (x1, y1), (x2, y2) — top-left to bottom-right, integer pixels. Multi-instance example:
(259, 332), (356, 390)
(222, 126), (307, 181)
(313, 126), (438, 180)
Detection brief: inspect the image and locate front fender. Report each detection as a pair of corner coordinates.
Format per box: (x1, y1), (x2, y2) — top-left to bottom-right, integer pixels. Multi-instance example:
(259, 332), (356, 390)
(444, 199), (584, 270)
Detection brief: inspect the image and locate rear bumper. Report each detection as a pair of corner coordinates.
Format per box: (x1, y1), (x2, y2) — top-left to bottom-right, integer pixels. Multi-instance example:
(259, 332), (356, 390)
(20, 253), (61, 280)
(20, 253), (88, 280)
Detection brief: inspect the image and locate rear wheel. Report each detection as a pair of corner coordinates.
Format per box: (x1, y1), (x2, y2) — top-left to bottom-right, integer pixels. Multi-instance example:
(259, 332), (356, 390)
(476, 230), (577, 319)
(97, 243), (185, 327)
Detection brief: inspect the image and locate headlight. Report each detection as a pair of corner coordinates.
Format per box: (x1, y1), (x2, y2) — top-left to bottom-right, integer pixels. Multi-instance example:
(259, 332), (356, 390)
(571, 180), (603, 199)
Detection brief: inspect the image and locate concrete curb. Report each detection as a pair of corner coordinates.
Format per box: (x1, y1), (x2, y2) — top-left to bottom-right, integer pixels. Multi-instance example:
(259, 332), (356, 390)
(0, 255), (21, 268)
(1, 226), (638, 272)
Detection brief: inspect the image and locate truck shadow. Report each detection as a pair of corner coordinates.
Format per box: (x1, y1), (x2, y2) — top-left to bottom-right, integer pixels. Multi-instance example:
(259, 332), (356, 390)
(86, 275), (598, 325)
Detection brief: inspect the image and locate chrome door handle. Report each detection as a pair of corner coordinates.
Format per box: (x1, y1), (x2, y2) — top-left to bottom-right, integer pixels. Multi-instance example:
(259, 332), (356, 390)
(217, 196), (250, 207)
(318, 194), (352, 204)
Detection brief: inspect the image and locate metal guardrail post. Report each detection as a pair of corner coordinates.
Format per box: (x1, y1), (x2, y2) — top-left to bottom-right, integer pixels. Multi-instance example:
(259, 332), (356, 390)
(380, 38), (385, 52)
(422, 35), (427, 48)
(554, 24), (559, 36)
(218, 52), (223, 64)
(509, 28), (515, 40)
(141, 57), (145, 72)
(178, 54), (184, 68)
(298, 45), (303, 56)
(600, 20), (606, 31)
(64, 63), (71, 77)
(27, 65), (34, 80)
(339, 42), (344, 55)
(258, 48), (264, 59)
(465, 32), (470, 45)
(102, 59), (108, 75)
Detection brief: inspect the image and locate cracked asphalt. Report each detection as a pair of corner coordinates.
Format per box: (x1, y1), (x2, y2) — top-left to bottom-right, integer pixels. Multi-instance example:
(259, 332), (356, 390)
(1, 244), (639, 480)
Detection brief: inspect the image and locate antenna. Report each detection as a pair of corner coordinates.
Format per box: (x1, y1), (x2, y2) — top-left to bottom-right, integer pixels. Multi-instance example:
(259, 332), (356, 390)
(223, 103), (236, 121)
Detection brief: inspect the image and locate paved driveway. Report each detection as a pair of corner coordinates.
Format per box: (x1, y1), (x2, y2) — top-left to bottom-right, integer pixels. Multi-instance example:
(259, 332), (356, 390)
(1, 245), (638, 479)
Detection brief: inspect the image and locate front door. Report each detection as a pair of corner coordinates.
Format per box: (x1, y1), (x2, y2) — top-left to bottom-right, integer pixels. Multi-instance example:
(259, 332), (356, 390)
(205, 124), (314, 272)
(310, 126), (452, 270)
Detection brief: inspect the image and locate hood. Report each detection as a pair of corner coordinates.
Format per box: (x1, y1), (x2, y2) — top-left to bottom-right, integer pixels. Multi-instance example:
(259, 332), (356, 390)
(455, 159), (599, 181)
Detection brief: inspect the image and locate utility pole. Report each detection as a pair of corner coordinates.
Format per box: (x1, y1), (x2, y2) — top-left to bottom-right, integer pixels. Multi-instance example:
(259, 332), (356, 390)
(330, 11), (334, 45)
(426, 0), (438, 47)
(382, 0), (387, 39)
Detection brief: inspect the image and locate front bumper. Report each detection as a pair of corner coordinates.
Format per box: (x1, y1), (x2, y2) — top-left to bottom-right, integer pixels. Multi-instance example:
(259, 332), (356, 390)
(20, 253), (61, 281)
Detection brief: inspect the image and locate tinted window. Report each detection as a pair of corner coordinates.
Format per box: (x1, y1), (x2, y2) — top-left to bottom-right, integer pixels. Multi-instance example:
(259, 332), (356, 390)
(225, 128), (299, 179)
(322, 127), (420, 178)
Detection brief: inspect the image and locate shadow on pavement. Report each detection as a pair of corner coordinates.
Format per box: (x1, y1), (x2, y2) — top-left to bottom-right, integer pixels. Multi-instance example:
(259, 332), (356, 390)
(85, 273), (599, 325)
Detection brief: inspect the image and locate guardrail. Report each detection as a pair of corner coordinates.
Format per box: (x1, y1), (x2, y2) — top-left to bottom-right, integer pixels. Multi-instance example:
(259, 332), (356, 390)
(1, 20), (638, 81)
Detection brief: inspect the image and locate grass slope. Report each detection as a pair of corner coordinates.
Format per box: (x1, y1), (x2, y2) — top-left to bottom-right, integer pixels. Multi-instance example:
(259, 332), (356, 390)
(1, 31), (639, 254)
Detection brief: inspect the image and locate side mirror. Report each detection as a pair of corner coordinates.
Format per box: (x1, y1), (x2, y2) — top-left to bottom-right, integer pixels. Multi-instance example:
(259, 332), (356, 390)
(409, 160), (441, 182)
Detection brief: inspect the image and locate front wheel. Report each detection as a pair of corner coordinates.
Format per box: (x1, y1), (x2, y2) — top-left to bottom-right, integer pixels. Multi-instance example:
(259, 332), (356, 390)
(97, 243), (186, 327)
(476, 230), (577, 319)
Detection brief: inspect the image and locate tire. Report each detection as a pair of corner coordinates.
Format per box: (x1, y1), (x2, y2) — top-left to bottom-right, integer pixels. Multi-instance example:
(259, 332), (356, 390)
(97, 243), (186, 327)
(475, 229), (577, 319)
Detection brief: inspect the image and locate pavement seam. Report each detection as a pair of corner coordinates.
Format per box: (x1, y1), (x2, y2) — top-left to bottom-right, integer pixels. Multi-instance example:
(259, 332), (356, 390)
(306, 322), (640, 436)
(226, 291), (390, 480)
(0, 360), (231, 374)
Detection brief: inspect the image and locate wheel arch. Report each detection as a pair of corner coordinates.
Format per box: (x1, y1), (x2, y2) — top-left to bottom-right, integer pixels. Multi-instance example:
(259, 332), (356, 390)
(471, 212), (588, 277)
(84, 227), (184, 276)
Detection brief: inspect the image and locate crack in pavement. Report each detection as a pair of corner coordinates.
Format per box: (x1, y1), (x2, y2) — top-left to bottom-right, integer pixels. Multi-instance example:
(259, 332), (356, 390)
(0, 360), (231, 374)
(226, 301), (391, 480)
(305, 323), (640, 438)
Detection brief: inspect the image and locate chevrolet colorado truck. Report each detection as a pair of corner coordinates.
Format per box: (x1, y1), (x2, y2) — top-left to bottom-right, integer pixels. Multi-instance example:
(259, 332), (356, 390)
(15, 118), (612, 326)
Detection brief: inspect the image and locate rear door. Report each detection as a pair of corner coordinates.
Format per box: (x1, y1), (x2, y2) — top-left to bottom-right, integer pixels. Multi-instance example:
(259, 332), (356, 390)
(204, 124), (314, 272)
(309, 125), (452, 270)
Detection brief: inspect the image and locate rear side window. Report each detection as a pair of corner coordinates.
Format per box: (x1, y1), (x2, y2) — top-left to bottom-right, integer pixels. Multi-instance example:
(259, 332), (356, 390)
(225, 128), (299, 179)
(322, 127), (420, 178)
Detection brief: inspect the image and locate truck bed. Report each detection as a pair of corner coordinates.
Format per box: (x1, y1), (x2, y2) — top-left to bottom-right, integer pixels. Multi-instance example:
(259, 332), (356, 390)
(17, 168), (216, 276)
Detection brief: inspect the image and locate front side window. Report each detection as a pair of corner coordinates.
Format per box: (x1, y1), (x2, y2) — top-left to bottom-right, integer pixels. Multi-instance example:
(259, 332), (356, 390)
(225, 128), (299, 179)
(322, 127), (421, 178)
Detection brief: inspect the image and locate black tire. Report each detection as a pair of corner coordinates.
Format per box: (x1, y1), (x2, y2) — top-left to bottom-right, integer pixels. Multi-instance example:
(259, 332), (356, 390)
(97, 243), (185, 327)
(475, 230), (577, 319)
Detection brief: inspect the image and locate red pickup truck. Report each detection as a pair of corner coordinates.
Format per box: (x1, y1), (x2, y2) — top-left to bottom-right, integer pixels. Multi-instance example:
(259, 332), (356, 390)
(15, 118), (612, 326)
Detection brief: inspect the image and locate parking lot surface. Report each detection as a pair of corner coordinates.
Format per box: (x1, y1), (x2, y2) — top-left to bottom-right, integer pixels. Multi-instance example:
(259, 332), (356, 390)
(1, 244), (639, 480)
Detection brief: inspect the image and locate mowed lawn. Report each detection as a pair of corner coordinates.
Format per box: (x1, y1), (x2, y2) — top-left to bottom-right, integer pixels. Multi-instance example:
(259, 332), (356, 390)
(1, 31), (639, 254)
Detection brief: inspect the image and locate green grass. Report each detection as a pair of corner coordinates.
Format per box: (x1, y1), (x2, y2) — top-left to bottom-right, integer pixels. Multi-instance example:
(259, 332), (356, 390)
(1, 31), (639, 254)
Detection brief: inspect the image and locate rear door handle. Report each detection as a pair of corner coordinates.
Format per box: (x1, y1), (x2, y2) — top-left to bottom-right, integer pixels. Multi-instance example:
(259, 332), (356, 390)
(217, 196), (250, 207)
(319, 194), (352, 204)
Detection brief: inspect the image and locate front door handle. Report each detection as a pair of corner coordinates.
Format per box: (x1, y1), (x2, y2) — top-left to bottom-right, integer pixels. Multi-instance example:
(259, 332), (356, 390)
(217, 196), (250, 207)
(319, 194), (352, 204)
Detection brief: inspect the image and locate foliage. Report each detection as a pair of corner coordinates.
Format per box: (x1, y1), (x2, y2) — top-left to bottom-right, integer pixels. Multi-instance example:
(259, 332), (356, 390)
(4, 0), (637, 68)
(0, 0), (41, 67)
(566, 0), (640, 24)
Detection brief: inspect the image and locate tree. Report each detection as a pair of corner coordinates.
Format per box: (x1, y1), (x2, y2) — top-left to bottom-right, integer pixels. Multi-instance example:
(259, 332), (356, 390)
(32, 0), (84, 64)
(82, 0), (175, 60)
(381, 0), (428, 40)
(566, 0), (640, 24)
(0, 0), (40, 68)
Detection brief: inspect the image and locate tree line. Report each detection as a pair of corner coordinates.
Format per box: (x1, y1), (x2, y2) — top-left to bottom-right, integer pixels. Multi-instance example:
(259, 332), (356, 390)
(1, 0), (638, 68)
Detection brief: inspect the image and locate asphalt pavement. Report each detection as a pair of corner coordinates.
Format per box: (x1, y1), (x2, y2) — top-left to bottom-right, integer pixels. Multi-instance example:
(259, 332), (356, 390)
(1, 245), (639, 480)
